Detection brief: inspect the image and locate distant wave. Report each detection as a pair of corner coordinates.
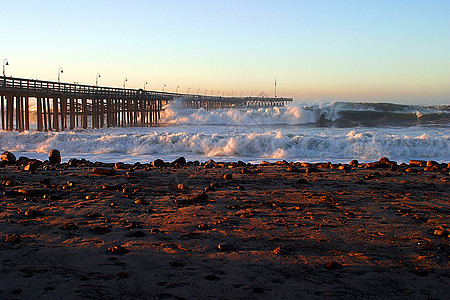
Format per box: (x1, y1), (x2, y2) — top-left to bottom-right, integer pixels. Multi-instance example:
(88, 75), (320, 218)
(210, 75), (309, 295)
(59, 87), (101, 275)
(160, 100), (450, 127)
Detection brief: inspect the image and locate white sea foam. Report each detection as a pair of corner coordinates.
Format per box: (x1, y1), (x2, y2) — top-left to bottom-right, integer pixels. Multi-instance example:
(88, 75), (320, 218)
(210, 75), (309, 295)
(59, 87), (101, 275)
(1, 125), (449, 164)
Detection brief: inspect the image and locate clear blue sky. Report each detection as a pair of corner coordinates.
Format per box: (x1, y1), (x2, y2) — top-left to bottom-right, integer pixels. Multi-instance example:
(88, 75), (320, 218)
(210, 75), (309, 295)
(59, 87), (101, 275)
(2, 0), (449, 104)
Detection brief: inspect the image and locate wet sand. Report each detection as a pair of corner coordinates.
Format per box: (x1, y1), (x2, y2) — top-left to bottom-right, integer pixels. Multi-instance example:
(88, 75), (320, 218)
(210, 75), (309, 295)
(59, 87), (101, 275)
(1, 155), (449, 299)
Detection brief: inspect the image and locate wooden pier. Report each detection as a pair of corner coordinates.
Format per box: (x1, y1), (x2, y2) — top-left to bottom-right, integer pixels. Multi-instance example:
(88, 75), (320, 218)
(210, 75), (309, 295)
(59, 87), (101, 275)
(1, 76), (292, 132)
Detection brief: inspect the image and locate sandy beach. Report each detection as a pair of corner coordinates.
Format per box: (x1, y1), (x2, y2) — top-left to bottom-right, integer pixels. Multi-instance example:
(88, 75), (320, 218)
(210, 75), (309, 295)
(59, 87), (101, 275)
(1, 152), (449, 299)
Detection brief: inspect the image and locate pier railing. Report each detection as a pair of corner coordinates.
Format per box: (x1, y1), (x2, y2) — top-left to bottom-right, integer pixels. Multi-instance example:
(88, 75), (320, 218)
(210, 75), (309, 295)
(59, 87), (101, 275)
(1, 76), (292, 131)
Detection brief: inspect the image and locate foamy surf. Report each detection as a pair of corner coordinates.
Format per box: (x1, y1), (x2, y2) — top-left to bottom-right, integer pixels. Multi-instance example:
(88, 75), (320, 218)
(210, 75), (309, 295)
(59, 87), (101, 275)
(1, 124), (449, 164)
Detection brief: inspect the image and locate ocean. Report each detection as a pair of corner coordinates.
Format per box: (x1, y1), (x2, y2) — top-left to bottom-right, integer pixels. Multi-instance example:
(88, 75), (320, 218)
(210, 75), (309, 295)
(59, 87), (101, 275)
(1, 100), (449, 164)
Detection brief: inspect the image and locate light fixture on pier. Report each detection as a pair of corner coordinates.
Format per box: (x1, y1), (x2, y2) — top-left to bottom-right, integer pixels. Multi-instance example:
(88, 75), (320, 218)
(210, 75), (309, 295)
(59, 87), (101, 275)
(187, 87), (190, 94)
(123, 77), (127, 89)
(58, 67), (63, 83)
(2, 58), (9, 76)
(144, 81), (148, 90)
(163, 83), (166, 92)
(96, 73), (101, 86)
(176, 85), (179, 93)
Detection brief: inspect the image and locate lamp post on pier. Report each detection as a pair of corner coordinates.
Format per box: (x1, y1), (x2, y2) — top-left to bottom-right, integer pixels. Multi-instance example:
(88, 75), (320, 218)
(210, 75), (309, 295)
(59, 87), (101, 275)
(176, 85), (179, 93)
(187, 87), (190, 94)
(144, 81), (148, 90)
(123, 77), (127, 89)
(58, 67), (63, 83)
(2, 59), (9, 76)
(162, 83), (166, 92)
(96, 73), (101, 86)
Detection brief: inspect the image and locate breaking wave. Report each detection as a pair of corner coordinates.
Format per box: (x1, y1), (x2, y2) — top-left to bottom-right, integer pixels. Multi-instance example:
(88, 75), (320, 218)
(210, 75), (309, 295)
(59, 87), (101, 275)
(161, 100), (450, 127)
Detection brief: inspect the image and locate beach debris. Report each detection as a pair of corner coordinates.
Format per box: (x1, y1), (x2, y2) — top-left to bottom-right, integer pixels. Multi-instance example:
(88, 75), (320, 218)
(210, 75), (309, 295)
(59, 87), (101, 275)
(48, 149), (61, 164)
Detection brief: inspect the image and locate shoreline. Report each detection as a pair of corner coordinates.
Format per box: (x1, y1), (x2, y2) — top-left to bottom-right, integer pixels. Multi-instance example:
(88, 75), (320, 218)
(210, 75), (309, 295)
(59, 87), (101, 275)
(1, 151), (449, 299)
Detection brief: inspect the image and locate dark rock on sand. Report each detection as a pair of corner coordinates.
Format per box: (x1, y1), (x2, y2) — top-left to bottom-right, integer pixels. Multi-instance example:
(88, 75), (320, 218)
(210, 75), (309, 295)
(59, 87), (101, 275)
(379, 157), (391, 164)
(1, 151), (16, 164)
(409, 160), (427, 167)
(324, 261), (344, 270)
(92, 226), (111, 234)
(114, 162), (127, 169)
(197, 223), (210, 230)
(174, 198), (193, 207)
(172, 157), (186, 166)
(349, 160), (359, 167)
(126, 230), (146, 237)
(24, 209), (42, 217)
(5, 234), (22, 243)
(63, 222), (79, 230)
(226, 204), (240, 210)
(412, 267), (434, 276)
(189, 192), (209, 203)
(18, 188), (49, 196)
(223, 173), (233, 180)
(306, 167), (319, 173)
(92, 168), (116, 176)
(48, 150), (61, 164)
(108, 245), (128, 255)
(103, 184), (123, 191)
(205, 274), (220, 281)
(134, 199), (148, 205)
(218, 243), (237, 252)
(152, 159), (165, 168)
(24, 161), (41, 172)
(68, 158), (81, 166)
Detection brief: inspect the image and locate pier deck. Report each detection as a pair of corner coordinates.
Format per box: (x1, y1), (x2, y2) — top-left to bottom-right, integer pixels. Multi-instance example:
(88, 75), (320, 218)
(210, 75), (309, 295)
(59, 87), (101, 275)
(1, 76), (292, 131)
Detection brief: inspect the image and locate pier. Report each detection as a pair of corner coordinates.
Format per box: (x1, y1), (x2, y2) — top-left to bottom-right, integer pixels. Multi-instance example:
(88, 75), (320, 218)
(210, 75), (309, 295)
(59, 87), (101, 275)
(0, 76), (292, 132)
